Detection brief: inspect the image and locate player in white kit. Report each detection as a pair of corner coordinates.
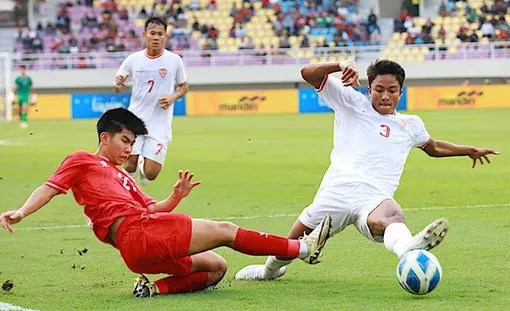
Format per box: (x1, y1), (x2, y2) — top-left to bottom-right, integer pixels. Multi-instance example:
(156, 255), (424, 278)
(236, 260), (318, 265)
(235, 59), (500, 281)
(114, 16), (188, 185)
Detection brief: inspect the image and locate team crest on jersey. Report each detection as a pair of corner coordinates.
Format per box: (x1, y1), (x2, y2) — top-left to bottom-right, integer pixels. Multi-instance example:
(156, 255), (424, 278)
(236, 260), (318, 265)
(398, 119), (407, 128)
(159, 68), (167, 78)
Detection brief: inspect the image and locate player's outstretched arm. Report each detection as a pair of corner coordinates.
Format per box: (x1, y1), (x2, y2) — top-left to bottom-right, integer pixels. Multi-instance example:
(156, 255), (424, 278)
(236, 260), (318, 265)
(422, 138), (500, 168)
(0, 185), (59, 233)
(147, 170), (201, 213)
(301, 60), (361, 89)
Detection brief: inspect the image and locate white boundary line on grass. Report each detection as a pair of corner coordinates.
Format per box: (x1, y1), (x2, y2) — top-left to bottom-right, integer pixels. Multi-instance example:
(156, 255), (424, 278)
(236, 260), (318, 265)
(0, 301), (40, 311)
(17, 203), (510, 231)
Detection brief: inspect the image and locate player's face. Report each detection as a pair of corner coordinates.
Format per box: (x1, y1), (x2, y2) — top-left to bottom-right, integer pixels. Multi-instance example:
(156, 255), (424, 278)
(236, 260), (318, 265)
(101, 129), (135, 165)
(368, 74), (402, 115)
(143, 23), (167, 52)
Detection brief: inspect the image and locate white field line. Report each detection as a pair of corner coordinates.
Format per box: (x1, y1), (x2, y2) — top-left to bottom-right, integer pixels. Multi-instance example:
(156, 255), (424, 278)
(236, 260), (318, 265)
(0, 301), (40, 311)
(18, 203), (510, 231)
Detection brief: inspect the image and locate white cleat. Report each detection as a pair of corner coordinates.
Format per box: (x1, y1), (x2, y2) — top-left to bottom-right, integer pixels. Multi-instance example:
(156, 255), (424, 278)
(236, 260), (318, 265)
(401, 218), (449, 256)
(235, 265), (286, 281)
(301, 214), (332, 264)
(19, 122), (28, 129)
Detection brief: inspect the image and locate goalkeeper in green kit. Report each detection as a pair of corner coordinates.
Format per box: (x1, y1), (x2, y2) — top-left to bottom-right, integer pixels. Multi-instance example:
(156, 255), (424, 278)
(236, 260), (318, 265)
(13, 65), (35, 128)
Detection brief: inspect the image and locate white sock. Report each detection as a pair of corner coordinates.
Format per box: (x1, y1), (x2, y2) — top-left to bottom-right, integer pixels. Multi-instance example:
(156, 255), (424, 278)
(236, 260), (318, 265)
(384, 222), (413, 258)
(298, 239), (309, 259)
(264, 256), (294, 275)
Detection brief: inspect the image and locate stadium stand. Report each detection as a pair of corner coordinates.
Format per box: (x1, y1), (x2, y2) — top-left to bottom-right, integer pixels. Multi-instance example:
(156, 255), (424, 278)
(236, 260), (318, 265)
(14, 0), (381, 67)
(385, 0), (509, 62)
(11, 0), (509, 70)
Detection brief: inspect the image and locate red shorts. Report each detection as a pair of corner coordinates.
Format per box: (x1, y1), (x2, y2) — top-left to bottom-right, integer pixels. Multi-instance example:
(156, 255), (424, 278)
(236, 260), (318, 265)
(116, 212), (193, 276)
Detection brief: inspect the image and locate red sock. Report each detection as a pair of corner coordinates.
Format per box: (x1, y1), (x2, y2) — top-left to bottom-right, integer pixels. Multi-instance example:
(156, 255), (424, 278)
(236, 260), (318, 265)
(154, 272), (209, 294)
(232, 228), (300, 258)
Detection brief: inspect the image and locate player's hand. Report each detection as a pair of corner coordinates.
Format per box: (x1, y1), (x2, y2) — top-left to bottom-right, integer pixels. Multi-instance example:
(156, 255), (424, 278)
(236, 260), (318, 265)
(468, 147), (500, 168)
(172, 170), (201, 199)
(158, 96), (176, 110)
(340, 60), (361, 87)
(115, 75), (128, 89)
(0, 210), (24, 233)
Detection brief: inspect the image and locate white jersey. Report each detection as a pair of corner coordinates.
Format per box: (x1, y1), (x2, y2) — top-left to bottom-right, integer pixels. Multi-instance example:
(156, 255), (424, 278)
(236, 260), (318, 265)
(116, 49), (186, 143)
(317, 74), (431, 197)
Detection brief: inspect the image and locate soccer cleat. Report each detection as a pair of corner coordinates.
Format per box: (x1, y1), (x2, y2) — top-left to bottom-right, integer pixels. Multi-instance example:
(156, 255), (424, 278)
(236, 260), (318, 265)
(235, 265), (286, 281)
(400, 218), (449, 256)
(19, 122), (28, 129)
(301, 214), (332, 264)
(132, 274), (158, 298)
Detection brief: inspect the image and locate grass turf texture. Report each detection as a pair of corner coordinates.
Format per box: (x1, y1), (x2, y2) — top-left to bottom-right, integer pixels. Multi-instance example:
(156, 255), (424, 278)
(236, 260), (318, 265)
(0, 110), (509, 310)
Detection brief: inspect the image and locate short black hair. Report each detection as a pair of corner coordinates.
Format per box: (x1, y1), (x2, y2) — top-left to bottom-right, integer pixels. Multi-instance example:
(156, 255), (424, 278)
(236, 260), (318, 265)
(96, 108), (147, 142)
(367, 59), (406, 88)
(144, 16), (167, 31)
(20, 65), (26, 69)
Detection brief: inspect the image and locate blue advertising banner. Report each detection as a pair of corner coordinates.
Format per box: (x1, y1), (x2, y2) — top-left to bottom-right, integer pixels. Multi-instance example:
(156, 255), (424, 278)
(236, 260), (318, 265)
(299, 87), (407, 113)
(71, 93), (186, 119)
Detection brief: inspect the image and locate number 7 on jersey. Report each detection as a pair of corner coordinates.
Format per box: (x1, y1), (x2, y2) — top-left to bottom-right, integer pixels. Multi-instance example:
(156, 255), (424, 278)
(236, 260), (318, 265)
(147, 80), (155, 93)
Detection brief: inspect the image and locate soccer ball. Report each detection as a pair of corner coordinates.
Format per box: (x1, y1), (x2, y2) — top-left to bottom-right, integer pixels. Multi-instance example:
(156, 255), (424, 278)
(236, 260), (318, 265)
(396, 250), (442, 295)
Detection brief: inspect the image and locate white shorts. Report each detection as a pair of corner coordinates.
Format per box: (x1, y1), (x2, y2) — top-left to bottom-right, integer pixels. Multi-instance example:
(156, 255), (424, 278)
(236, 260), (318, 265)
(131, 135), (169, 165)
(298, 166), (394, 243)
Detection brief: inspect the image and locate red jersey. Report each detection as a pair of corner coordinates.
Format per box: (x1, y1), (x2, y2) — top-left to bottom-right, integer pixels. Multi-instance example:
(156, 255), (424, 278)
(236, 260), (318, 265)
(45, 151), (156, 245)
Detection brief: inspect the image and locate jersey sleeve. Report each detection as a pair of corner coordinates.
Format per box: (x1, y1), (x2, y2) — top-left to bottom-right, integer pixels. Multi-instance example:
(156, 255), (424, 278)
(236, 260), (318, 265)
(45, 152), (86, 194)
(316, 74), (368, 112)
(175, 56), (187, 85)
(142, 191), (157, 207)
(116, 54), (132, 78)
(411, 116), (432, 149)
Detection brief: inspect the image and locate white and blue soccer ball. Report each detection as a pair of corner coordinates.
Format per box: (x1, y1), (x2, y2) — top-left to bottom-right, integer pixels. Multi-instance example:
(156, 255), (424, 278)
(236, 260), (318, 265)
(396, 250), (442, 295)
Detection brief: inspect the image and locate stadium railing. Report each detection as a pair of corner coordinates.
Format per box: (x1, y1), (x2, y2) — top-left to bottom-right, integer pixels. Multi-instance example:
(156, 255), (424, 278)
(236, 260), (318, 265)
(13, 41), (510, 70)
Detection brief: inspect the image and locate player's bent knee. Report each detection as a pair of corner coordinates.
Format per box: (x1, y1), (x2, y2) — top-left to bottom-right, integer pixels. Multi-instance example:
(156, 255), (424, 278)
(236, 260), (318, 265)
(206, 256), (227, 286)
(368, 212), (405, 236)
(144, 170), (159, 181)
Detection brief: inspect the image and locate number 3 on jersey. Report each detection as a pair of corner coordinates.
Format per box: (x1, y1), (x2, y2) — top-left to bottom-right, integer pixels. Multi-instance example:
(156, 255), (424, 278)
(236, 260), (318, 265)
(147, 79), (155, 93)
(380, 124), (391, 138)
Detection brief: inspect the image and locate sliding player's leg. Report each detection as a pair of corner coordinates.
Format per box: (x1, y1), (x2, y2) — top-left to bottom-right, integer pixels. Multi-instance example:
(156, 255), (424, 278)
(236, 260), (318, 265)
(188, 217), (330, 263)
(118, 212), (330, 296)
(133, 251), (227, 297)
(358, 199), (449, 258)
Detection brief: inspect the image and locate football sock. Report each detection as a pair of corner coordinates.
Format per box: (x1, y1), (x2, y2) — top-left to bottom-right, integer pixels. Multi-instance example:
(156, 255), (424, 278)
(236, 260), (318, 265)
(264, 255), (294, 274)
(20, 112), (28, 123)
(232, 228), (302, 258)
(154, 272), (209, 294)
(384, 222), (413, 258)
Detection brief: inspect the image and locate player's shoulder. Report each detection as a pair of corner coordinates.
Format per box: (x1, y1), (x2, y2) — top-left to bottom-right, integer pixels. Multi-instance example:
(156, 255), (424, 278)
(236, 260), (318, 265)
(162, 49), (183, 62)
(66, 150), (95, 161)
(396, 113), (426, 129)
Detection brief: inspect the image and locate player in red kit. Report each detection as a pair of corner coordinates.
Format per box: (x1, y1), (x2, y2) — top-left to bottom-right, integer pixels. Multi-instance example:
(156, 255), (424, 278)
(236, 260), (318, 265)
(0, 108), (331, 298)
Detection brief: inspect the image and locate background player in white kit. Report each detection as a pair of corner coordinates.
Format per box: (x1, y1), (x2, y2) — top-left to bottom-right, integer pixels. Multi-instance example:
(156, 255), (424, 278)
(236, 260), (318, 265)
(236, 59), (500, 281)
(114, 16), (188, 185)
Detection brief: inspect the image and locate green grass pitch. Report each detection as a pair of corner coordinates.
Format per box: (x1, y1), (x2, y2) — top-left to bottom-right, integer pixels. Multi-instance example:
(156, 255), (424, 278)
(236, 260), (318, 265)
(0, 110), (509, 310)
